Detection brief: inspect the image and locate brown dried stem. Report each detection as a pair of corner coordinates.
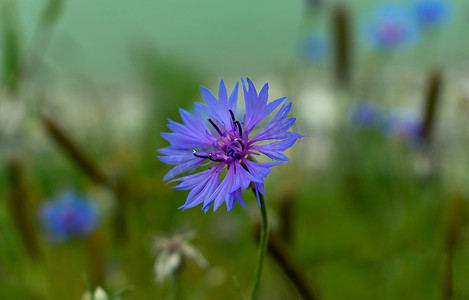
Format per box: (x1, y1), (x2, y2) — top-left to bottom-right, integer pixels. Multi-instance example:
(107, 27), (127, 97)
(254, 225), (319, 300)
(6, 159), (41, 258)
(42, 114), (111, 186)
(331, 5), (352, 88)
(421, 70), (443, 146)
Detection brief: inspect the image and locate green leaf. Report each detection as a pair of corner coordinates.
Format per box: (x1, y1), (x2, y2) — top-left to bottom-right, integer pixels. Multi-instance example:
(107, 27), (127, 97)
(109, 286), (132, 300)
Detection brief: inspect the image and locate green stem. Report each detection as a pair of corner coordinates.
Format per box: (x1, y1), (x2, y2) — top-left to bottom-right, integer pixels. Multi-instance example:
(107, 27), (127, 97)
(251, 191), (269, 300)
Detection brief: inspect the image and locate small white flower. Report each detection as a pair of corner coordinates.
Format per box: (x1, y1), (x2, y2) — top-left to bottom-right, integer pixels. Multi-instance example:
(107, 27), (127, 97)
(94, 287), (109, 300)
(81, 286), (109, 300)
(153, 229), (208, 284)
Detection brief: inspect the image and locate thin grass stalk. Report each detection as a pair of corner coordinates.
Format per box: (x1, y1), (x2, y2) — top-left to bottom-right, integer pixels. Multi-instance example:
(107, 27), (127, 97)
(421, 70), (443, 146)
(250, 191), (269, 300)
(442, 194), (466, 300)
(6, 158), (41, 258)
(254, 227), (319, 300)
(1, 2), (21, 95)
(331, 5), (352, 88)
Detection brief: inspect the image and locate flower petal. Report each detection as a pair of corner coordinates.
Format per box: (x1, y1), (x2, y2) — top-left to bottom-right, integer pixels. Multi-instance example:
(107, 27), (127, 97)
(228, 82), (239, 113)
(250, 136), (301, 161)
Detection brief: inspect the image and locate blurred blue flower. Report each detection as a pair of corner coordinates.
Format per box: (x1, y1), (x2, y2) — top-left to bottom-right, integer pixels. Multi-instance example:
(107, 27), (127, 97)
(351, 104), (424, 146)
(301, 34), (329, 62)
(350, 102), (381, 127)
(365, 3), (419, 50)
(40, 191), (98, 241)
(383, 113), (423, 146)
(412, 0), (449, 29)
(158, 78), (303, 212)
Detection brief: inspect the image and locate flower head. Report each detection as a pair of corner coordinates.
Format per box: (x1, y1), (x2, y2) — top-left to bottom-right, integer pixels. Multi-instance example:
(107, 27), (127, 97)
(365, 3), (419, 50)
(158, 78), (303, 212)
(39, 191), (98, 241)
(383, 112), (424, 146)
(412, 0), (450, 29)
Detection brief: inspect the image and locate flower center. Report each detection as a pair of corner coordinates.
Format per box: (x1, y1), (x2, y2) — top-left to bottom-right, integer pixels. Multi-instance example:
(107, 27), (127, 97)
(193, 110), (246, 163)
(62, 210), (80, 231)
(380, 22), (404, 45)
(225, 139), (244, 160)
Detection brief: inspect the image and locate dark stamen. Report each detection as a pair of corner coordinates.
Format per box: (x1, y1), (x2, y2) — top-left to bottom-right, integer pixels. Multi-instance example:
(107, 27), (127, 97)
(193, 150), (210, 159)
(229, 110), (243, 137)
(208, 119), (224, 137)
(211, 157), (225, 162)
(229, 110), (236, 122)
(193, 150), (224, 162)
(235, 120), (243, 137)
(235, 138), (245, 150)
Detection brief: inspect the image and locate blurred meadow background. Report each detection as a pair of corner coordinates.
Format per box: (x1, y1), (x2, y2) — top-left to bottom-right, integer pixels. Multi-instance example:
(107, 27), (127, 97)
(2, 0), (469, 299)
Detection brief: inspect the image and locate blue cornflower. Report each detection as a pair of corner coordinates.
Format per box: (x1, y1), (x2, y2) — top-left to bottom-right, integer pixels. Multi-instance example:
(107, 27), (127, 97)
(350, 102), (381, 127)
(158, 78), (303, 212)
(412, 0), (449, 29)
(40, 191), (98, 241)
(365, 3), (419, 50)
(383, 113), (424, 146)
